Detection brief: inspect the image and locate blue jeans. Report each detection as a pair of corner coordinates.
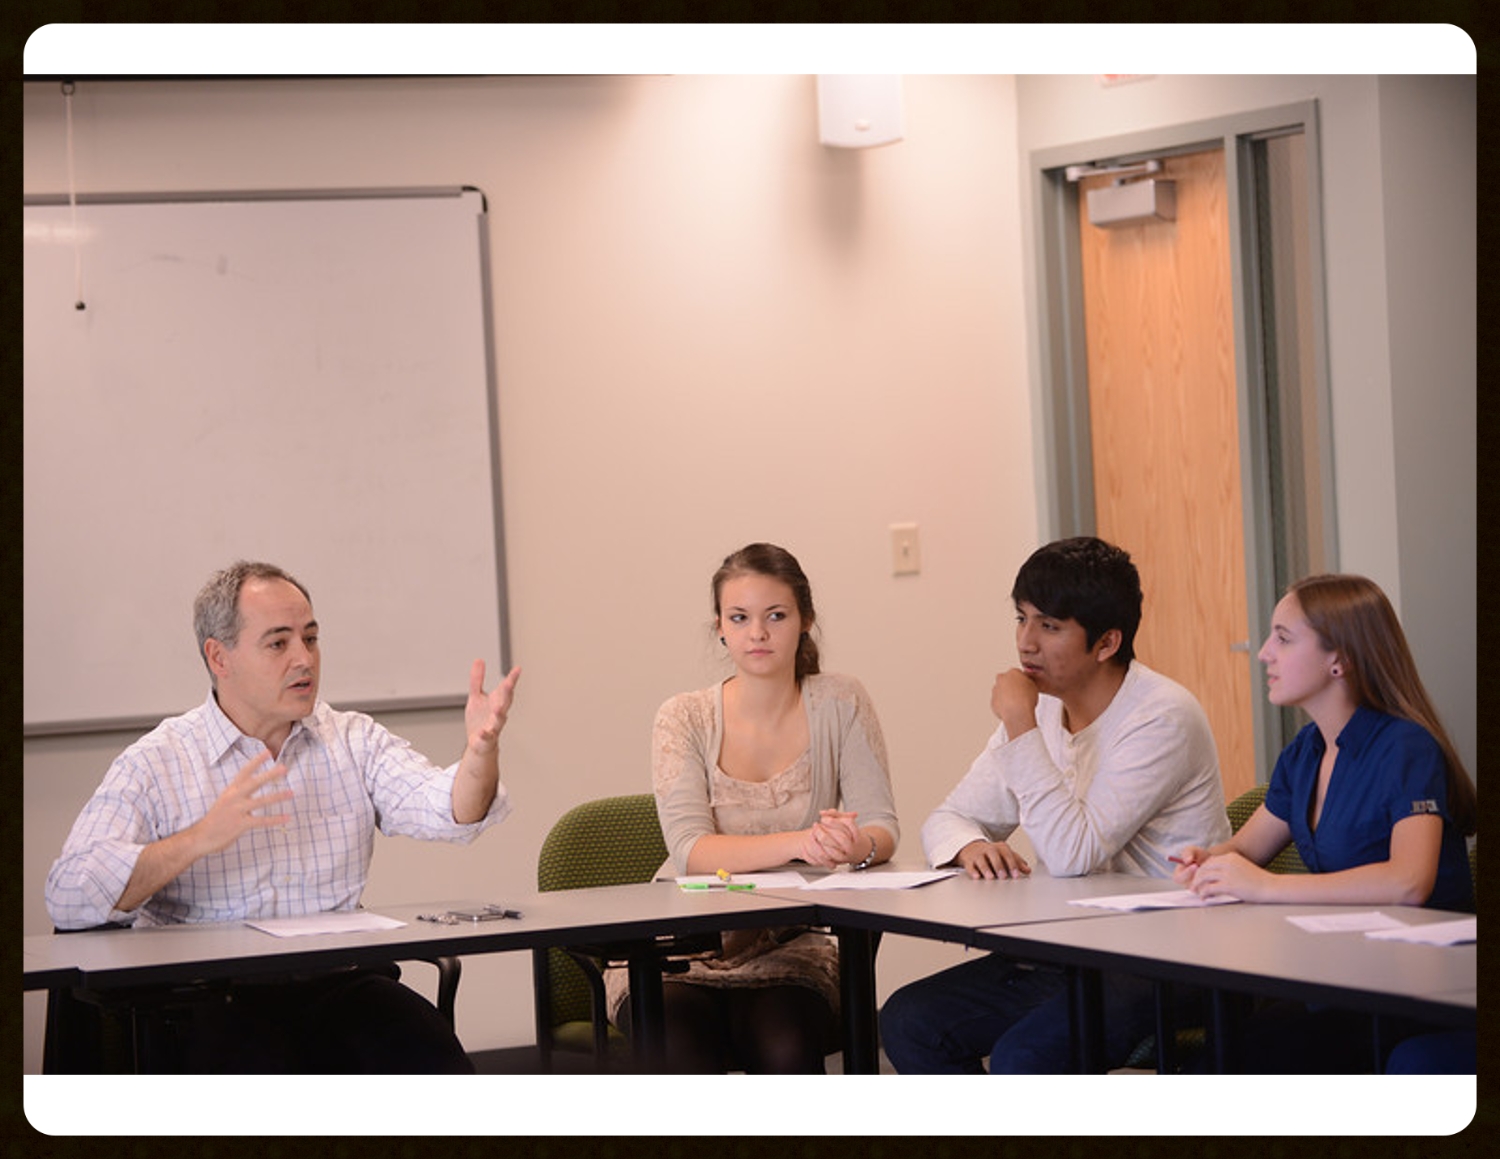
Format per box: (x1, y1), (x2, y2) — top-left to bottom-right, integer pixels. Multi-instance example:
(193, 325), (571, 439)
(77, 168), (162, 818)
(1385, 1030), (1476, 1075)
(879, 952), (1163, 1074)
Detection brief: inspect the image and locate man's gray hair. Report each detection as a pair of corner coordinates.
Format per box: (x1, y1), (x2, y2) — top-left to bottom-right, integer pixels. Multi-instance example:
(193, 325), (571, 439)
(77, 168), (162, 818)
(193, 561), (312, 680)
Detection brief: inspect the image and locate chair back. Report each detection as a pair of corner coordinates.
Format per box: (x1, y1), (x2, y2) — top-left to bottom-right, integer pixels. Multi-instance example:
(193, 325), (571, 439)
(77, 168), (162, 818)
(1226, 784), (1308, 874)
(535, 794), (668, 1027)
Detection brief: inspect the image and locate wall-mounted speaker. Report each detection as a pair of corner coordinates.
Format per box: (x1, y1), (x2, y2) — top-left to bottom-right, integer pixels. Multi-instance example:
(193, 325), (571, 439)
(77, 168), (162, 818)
(817, 76), (904, 149)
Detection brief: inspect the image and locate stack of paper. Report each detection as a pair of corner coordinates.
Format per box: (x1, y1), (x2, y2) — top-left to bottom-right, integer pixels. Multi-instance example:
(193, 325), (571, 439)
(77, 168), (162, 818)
(1365, 917), (1476, 945)
(676, 868), (961, 892)
(1068, 889), (1240, 911)
(801, 869), (959, 891)
(246, 912), (406, 937)
(1287, 911), (1408, 934)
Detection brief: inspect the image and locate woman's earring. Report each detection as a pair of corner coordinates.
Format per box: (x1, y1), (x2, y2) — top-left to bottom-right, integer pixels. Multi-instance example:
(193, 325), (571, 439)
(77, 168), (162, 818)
(719, 637), (726, 646)
(1331, 665), (1342, 677)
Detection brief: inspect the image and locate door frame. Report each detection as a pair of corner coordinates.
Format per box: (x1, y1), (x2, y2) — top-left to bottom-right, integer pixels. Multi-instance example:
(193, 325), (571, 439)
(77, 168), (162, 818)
(1026, 100), (1336, 786)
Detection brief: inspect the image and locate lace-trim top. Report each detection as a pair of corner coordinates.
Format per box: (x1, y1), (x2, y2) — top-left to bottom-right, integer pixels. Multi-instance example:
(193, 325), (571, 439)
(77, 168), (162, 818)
(708, 749), (812, 835)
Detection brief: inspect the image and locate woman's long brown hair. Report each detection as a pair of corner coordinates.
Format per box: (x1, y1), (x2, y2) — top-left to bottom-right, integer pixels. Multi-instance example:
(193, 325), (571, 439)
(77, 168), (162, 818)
(1290, 574), (1476, 835)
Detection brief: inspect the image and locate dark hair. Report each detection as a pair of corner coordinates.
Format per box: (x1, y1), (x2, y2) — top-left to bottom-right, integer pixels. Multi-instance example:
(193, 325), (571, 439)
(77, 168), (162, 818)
(194, 561), (312, 683)
(1010, 537), (1142, 666)
(1288, 574), (1476, 836)
(712, 543), (820, 683)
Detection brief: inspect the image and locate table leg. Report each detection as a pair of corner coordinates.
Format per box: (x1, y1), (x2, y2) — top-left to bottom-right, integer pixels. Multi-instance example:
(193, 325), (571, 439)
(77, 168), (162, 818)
(530, 948), (556, 1073)
(626, 949), (666, 1072)
(1153, 980), (1178, 1075)
(1068, 966), (1105, 1073)
(1371, 1013), (1392, 1072)
(836, 927), (879, 1074)
(1207, 988), (1244, 1073)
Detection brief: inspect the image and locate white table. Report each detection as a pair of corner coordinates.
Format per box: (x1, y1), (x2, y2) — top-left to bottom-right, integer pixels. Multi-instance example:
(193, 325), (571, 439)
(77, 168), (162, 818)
(759, 869), (1184, 1072)
(25, 883), (815, 1072)
(976, 901), (1477, 1072)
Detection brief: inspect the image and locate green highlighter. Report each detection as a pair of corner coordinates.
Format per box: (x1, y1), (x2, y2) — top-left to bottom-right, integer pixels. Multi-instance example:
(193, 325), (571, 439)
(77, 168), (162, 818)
(682, 870), (757, 890)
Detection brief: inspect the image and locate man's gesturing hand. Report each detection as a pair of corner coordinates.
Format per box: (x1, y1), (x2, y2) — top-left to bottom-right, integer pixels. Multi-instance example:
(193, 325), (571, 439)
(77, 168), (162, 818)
(195, 750), (293, 856)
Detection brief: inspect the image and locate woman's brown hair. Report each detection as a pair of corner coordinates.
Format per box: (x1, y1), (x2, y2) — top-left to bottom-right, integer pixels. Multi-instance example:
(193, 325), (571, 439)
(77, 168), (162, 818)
(1289, 574), (1476, 835)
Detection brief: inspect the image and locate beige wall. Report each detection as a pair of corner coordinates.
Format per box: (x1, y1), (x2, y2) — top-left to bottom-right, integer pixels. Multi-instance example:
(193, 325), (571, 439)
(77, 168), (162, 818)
(1376, 75), (1477, 791)
(21, 73), (1476, 1073)
(21, 75), (1031, 1067)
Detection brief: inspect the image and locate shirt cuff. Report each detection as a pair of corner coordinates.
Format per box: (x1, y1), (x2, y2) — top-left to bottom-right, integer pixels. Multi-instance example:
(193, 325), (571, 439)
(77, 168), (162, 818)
(460, 783), (513, 835)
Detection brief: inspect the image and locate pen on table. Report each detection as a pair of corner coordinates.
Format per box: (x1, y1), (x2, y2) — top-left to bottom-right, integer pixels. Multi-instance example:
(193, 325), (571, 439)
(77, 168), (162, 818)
(682, 881), (756, 890)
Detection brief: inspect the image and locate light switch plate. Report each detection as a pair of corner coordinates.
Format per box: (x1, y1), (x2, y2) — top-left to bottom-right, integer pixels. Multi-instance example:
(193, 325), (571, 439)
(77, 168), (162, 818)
(891, 523), (920, 575)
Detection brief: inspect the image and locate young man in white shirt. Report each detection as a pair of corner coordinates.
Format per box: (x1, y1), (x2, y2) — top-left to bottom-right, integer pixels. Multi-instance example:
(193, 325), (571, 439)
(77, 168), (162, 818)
(880, 537), (1228, 1073)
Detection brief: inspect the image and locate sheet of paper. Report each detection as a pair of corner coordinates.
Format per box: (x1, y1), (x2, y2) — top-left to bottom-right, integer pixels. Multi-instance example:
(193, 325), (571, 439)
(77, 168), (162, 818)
(1365, 917), (1476, 946)
(1287, 911), (1409, 934)
(676, 872), (809, 890)
(246, 912), (407, 937)
(1068, 888), (1240, 911)
(800, 869), (961, 891)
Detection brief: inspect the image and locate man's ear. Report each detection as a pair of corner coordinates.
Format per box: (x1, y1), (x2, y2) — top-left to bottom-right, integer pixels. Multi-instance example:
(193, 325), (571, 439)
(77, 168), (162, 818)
(1094, 628), (1122, 664)
(203, 638), (230, 679)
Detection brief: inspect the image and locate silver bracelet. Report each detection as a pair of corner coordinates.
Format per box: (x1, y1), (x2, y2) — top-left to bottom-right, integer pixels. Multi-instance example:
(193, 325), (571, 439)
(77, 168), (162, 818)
(853, 835), (878, 871)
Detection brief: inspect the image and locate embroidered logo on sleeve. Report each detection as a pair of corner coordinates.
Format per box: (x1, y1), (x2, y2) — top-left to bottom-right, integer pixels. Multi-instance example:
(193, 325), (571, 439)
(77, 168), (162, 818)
(1410, 799), (1441, 815)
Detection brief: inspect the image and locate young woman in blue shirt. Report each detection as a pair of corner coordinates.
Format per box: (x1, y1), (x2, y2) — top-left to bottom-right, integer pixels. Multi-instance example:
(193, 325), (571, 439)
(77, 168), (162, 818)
(1174, 573), (1475, 1070)
(1175, 573), (1474, 908)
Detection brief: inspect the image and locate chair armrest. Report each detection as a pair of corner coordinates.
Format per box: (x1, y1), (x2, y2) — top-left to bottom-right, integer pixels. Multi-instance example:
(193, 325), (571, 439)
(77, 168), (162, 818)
(561, 949), (612, 1059)
(403, 955), (462, 1027)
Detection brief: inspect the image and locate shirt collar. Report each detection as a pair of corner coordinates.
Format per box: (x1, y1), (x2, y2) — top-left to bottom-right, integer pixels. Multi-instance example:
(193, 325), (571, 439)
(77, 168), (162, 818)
(202, 690), (314, 762)
(1334, 704), (1382, 756)
(1068, 659), (1137, 739)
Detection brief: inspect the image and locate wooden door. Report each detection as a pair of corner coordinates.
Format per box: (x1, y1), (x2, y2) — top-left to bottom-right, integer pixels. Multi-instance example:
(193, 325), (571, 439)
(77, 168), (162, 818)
(1077, 148), (1255, 799)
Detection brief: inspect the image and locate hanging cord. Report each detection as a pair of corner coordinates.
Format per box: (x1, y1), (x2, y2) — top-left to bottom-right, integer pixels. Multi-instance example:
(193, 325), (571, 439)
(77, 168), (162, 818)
(63, 80), (85, 310)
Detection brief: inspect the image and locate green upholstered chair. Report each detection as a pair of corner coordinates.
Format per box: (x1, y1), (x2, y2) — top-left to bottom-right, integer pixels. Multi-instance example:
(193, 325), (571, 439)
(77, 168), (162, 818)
(531, 793), (716, 1071)
(1224, 783), (1309, 875)
(43, 920), (249, 1073)
(43, 923), (160, 1073)
(1122, 783), (1306, 1072)
(43, 926), (461, 1073)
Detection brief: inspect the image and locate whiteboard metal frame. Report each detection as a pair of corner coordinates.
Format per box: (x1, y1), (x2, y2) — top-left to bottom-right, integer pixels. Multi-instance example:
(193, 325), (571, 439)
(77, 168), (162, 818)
(23, 186), (510, 736)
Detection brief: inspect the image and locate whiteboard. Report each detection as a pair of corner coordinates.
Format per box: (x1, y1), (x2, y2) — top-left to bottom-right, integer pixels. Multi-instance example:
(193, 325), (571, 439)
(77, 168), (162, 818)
(23, 189), (508, 734)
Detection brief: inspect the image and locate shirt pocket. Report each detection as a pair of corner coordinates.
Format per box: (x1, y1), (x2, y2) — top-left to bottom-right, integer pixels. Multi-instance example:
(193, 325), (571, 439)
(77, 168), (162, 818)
(279, 809), (373, 910)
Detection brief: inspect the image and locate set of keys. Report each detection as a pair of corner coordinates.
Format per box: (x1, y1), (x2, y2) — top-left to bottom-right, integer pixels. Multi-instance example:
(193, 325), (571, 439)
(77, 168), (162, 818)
(416, 904), (524, 924)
